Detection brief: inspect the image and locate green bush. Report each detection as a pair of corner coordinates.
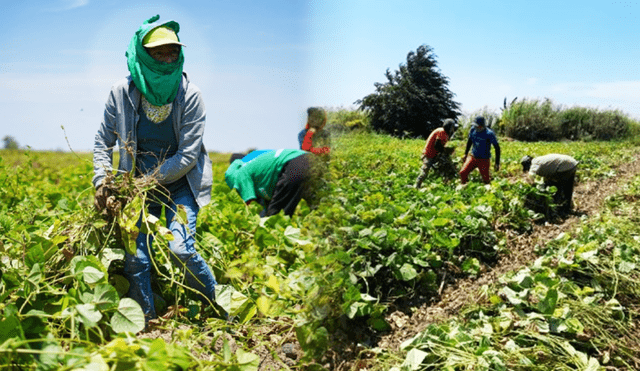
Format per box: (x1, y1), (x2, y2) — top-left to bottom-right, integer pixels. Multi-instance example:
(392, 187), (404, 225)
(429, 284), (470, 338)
(559, 107), (630, 140)
(627, 120), (640, 145)
(500, 99), (561, 141)
(326, 108), (371, 133)
(500, 98), (633, 141)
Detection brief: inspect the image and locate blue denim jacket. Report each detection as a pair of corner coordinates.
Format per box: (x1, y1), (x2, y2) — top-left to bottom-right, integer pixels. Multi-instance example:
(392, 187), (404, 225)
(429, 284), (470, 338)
(92, 72), (213, 208)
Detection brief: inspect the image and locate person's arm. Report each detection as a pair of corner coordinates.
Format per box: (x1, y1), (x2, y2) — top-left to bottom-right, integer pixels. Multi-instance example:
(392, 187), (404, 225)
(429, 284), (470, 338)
(463, 137), (472, 161)
(434, 138), (444, 153)
(93, 88), (119, 189)
(494, 140), (501, 171)
(298, 129), (307, 148)
(301, 128), (330, 155)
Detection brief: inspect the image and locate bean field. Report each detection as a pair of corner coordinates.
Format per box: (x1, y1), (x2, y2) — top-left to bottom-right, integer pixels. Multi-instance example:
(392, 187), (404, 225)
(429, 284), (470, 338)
(2, 128), (640, 370)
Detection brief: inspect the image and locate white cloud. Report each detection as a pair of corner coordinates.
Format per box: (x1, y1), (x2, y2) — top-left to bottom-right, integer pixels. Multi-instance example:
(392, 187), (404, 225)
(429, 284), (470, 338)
(62, 0), (88, 10)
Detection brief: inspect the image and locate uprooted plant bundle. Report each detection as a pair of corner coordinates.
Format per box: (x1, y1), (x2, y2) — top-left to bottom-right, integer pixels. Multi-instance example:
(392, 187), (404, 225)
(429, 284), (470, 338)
(431, 148), (459, 182)
(96, 169), (175, 254)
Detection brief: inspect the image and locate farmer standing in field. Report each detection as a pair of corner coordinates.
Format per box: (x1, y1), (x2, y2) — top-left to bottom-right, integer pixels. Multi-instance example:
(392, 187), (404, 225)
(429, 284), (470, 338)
(225, 149), (314, 217)
(92, 15), (218, 325)
(521, 154), (579, 213)
(459, 116), (501, 184)
(415, 118), (458, 188)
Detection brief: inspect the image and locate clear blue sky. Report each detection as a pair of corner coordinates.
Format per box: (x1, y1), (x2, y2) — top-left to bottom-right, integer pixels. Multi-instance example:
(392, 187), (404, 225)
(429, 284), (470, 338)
(1, 0), (639, 152)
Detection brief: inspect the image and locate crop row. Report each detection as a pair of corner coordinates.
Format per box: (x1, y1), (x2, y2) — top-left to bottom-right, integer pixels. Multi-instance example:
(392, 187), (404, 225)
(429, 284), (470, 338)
(396, 173), (640, 370)
(0, 133), (636, 369)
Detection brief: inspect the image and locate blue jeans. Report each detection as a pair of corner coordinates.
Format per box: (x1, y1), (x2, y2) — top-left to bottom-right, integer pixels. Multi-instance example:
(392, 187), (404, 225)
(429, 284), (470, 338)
(124, 184), (217, 321)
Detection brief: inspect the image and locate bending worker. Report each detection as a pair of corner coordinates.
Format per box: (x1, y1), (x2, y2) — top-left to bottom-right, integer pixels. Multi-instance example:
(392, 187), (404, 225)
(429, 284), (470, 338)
(415, 118), (458, 188)
(521, 154), (579, 213)
(225, 149), (313, 217)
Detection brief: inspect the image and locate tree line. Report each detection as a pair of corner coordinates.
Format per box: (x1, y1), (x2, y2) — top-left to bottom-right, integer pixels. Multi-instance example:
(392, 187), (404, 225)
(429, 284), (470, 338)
(356, 44), (636, 142)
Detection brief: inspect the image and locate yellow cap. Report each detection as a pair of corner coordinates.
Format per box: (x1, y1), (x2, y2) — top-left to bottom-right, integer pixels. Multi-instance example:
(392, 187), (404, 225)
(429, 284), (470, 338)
(143, 26), (185, 48)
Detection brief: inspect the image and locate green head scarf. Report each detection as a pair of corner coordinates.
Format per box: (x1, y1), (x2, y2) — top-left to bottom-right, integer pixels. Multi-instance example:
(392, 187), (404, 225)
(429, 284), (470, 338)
(126, 15), (184, 106)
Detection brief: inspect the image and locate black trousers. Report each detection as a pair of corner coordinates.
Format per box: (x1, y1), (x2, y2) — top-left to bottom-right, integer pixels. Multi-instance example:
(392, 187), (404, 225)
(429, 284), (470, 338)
(545, 167), (577, 213)
(264, 154), (311, 217)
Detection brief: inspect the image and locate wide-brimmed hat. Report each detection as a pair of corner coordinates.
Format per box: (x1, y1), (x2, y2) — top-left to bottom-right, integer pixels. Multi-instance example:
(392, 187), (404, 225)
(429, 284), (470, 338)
(143, 25), (185, 48)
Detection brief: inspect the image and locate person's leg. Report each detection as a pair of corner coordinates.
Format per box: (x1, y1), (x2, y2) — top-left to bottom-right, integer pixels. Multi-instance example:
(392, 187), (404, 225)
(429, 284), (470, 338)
(124, 201), (162, 321)
(265, 154), (310, 216)
(415, 157), (432, 188)
(165, 186), (217, 306)
(544, 177), (565, 211)
(564, 169), (576, 212)
(459, 156), (477, 184)
(477, 158), (491, 184)
(556, 168), (576, 213)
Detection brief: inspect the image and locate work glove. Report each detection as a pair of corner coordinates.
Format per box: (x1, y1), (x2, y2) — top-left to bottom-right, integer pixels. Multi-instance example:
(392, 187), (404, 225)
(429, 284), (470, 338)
(94, 185), (112, 212)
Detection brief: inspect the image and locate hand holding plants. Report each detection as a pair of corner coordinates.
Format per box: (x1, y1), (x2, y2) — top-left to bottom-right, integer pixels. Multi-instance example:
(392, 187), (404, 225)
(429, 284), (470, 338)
(94, 185), (112, 211)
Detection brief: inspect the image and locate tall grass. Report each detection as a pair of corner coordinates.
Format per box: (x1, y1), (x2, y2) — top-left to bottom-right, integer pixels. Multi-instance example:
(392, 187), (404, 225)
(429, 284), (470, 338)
(325, 108), (371, 133)
(328, 99), (639, 144)
(501, 98), (560, 141)
(499, 98), (635, 141)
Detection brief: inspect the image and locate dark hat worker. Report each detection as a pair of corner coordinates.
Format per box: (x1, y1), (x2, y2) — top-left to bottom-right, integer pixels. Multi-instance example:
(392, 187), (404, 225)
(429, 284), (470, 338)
(459, 116), (501, 184)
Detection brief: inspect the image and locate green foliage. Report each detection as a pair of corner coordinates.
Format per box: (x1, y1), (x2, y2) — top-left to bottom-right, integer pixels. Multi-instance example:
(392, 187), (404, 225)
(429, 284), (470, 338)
(396, 174), (640, 371)
(357, 44), (460, 139)
(500, 98), (633, 141)
(501, 98), (561, 141)
(2, 135), (19, 150)
(1, 132), (639, 369)
(457, 108), (502, 139)
(325, 108), (371, 133)
(559, 106), (631, 140)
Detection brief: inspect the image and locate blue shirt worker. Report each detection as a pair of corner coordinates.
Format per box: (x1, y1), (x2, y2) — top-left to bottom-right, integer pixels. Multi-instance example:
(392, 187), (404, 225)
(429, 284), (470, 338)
(459, 116), (501, 184)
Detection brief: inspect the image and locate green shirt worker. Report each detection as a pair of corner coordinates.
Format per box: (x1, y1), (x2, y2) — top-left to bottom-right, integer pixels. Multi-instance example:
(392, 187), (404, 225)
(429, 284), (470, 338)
(225, 149), (313, 217)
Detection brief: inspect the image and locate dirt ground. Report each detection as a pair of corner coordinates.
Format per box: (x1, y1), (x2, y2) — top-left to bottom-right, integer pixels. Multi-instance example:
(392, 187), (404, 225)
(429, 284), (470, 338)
(140, 152), (640, 370)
